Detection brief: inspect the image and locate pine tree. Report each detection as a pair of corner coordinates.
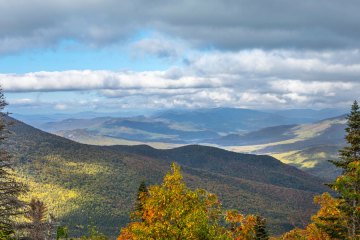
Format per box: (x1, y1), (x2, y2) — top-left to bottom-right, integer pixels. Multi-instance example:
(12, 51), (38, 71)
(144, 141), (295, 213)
(329, 100), (360, 239)
(331, 100), (360, 172)
(254, 216), (269, 240)
(23, 199), (56, 240)
(135, 181), (148, 213)
(0, 89), (27, 232)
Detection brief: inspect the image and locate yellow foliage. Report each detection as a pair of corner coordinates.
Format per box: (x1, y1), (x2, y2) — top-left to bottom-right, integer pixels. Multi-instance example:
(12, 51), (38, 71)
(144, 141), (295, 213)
(225, 210), (258, 240)
(45, 155), (108, 175)
(277, 192), (346, 240)
(312, 192), (343, 224)
(16, 174), (79, 218)
(276, 224), (330, 240)
(118, 163), (263, 240)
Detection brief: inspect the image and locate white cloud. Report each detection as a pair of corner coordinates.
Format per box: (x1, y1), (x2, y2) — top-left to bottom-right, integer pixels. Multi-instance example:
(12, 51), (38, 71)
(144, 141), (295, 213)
(10, 98), (35, 105)
(270, 80), (353, 95)
(131, 33), (188, 60)
(2, 49), (359, 109)
(54, 103), (68, 110)
(187, 49), (360, 81)
(0, 70), (222, 92)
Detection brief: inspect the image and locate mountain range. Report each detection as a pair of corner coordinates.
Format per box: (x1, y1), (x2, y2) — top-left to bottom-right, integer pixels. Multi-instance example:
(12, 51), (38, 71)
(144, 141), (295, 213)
(31, 108), (347, 180)
(6, 116), (329, 236)
(224, 115), (347, 180)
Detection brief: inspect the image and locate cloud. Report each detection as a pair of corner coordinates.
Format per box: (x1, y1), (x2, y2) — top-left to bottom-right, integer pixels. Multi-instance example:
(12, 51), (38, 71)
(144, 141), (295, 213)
(9, 98), (35, 106)
(2, 49), (359, 109)
(270, 80), (353, 96)
(131, 33), (188, 60)
(1, 0), (360, 54)
(187, 49), (360, 82)
(0, 70), (223, 92)
(54, 103), (68, 110)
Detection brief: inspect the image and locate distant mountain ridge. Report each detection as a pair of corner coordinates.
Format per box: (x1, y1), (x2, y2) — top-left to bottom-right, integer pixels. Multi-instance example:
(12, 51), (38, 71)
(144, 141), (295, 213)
(24, 108), (348, 181)
(155, 107), (343, 132)
(6, 116), (328, 236)
(268, 109), (347, 123)
(33, 107), (346, 145)
(223, 115), (347, 180)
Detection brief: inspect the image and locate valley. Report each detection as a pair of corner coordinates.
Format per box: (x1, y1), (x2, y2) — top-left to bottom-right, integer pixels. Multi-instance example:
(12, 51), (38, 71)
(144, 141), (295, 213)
(6, 116), (330, 236)
(28, 108), (347, 180)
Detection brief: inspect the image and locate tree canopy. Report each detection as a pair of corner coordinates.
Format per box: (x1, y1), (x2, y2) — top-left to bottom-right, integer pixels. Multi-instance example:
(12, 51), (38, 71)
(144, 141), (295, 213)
(0, 88), (27, 233)
(118, 163), (265, 240)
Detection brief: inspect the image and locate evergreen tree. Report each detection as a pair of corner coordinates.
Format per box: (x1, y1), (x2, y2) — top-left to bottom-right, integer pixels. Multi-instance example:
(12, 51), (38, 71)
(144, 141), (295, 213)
(0, 89), (27, 232)
(254, 216), (269, 240)
(331, 100), (360, 172)
(135, 181), (148, 213)
(328, 100), (360, 239)
(23, 198), (56, 240)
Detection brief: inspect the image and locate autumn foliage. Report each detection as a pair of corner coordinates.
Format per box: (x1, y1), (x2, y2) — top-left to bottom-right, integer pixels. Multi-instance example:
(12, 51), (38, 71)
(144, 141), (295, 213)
(276, 101), (360, 240)
(118, 163), (265, 240)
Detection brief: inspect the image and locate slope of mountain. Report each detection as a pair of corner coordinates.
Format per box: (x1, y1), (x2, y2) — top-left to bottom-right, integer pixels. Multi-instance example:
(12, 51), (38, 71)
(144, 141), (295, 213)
(39, 109), (347, 181)
(12, 111), (153, 128)
(155, 108), (300, 133)
(213, 124), (297, 146)
(43, 116), (220, 143)
(7, 117), (328, 236)
(40, 107), (343, 146)
(268, 109), (346, 123)
(40, 117), (112, 132)
(226, 115), (347, 180)
(56, 128), (183, 149)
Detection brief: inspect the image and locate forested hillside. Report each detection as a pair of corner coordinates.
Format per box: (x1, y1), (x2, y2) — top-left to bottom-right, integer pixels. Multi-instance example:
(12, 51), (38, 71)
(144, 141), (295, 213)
(36, 111), (347, 181)
(226, 115), (347, 180)
(5, 117), (328, 236)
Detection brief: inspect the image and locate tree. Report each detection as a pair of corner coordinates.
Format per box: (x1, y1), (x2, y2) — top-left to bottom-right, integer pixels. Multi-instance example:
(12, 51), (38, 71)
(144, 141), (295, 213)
(225, 210), (258, 240)
(80, 225), (108, 240)
(118, 163), (265, 240)
(134, 181), (149, 217)
(311, 192), (347, 239)
(0, 88), (27, 232)
(254, 216), (269, 240)
(118, 163), (230, 239)
(23, 198), (56, 240)
(328, 100), (360, 239)
(278, 223), (331, 240)
(278, 101), (360, 239)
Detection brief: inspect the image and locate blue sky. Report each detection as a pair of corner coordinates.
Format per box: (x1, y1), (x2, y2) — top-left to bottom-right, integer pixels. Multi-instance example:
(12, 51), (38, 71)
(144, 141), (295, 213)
(1, 1), (359, 114)
(0, 35), (173, 73)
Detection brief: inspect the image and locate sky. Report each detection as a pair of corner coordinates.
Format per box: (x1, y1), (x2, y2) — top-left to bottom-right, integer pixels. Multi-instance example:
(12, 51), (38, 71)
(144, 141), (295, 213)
(0, 0), (359, 114)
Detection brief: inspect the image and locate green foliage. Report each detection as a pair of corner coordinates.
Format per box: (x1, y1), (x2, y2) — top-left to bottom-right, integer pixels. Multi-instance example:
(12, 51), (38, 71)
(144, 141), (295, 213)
(327, 101), (360, 239)
(57, 226), (69, 240)
(135, 181), (148, 215)
(80, 226), (108, 240)
(254, 216), (269, 240)
(0, 89), (27, 232)
(0, 228), (15, 240)
(331, 100), (360, 171)
(6, 117), (328, 236)
(277, 101), (360, 239)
